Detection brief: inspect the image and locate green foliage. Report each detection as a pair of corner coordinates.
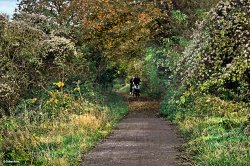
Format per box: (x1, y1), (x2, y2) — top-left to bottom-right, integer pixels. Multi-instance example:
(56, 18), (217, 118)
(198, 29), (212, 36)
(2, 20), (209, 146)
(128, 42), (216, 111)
(141, 36), (189, 98)
(177, 0), (250, 101)
(0, 16), (44, 111)
(161, 86), (250, 165)
(171, 10), (187, 23)
(1, 0), (249, 165)
(142, 47), (162, 98)
(160, 84), (183, 119)
(0, 14), (90, 112)
(1, 81), (128, 165)
(177, 95), (250, 166)
(173, 0), (221, 23)
(160, 0), (250, 165)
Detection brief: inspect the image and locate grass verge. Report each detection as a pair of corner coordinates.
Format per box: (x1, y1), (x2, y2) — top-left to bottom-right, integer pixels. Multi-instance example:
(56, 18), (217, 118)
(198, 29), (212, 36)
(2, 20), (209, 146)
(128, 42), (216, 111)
(1, 82), (128, 165)
(161, 94), (250, 166)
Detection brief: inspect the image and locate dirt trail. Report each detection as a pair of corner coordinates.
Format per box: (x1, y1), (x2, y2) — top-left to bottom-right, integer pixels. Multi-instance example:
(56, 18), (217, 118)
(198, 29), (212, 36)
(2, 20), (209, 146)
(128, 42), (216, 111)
(81, 96), (185, 166)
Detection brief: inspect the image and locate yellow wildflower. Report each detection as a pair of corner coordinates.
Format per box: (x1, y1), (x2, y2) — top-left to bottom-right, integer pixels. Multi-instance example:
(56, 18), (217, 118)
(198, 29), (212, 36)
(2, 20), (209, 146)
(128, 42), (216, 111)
(55, 81), (64, 88)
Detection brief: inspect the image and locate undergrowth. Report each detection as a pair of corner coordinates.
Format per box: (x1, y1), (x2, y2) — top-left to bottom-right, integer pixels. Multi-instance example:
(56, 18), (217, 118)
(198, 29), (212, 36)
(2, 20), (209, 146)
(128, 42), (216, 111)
(161, 90), (250, 166)
(160, 1), (250, 165)
(0, 81), (128, 165)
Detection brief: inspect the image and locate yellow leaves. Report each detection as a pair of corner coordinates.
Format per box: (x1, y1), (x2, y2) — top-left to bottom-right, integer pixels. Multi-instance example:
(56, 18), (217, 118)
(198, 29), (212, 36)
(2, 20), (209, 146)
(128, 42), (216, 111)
(105, 40), (114, 49)
(47, 89), (63, 105)
(180, 117), (200, 134)
(32, 97), (37, 102)
(84, 20), (104, 31)
(77, 0), (167, 63)
(138, 13), (152, 25)
(29, 98), (37, 104)
(200, 85), (206, 91)
(183, 90), (190, 97)
(140, 28), (149, 33)
(200, 81), (212, 92)
(95, 24), (103, 31)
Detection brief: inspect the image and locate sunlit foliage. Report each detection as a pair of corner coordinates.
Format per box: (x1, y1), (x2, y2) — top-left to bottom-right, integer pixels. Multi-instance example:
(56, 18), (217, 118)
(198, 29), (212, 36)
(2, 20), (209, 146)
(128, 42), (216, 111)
(160, 0), (250, 165)
(177, 0), (250, 101)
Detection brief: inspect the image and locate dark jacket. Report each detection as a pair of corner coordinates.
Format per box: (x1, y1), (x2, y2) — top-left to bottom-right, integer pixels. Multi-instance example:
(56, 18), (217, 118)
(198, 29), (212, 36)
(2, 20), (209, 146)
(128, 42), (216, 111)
(133, 77), (140, 85)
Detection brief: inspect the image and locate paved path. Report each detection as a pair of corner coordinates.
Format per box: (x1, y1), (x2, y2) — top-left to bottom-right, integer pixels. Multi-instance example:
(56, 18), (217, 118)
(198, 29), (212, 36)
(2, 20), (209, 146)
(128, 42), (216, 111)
(81, 97), (185, 166)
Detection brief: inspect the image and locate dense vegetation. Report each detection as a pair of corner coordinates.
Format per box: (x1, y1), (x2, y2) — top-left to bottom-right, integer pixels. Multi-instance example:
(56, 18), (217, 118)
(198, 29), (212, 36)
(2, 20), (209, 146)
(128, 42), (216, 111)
(0, 0), (249, 165)
(160, 0), (250, 165)
(0, 0), (169, 164)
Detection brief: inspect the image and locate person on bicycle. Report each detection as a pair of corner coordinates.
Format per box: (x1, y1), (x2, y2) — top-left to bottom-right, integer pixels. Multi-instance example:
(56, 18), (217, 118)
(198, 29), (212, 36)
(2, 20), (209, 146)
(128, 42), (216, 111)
(132, 75), (141, 96)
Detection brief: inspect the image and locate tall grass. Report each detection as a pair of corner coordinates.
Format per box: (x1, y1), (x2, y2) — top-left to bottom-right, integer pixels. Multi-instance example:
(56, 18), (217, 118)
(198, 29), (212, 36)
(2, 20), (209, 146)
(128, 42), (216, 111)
(161, 93), (250, 165)
(1, 81), (128, 165)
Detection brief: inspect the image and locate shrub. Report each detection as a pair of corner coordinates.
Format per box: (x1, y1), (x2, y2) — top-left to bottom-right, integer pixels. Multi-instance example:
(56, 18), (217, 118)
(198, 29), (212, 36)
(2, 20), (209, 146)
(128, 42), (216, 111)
(0, 15), (88, 113)
(176, 0), (250, 101)
(160, 0), (250, 165)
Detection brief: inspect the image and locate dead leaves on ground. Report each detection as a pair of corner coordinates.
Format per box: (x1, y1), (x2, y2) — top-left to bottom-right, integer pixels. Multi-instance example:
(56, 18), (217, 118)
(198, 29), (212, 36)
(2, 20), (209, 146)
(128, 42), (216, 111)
(128, 99), (160, 112)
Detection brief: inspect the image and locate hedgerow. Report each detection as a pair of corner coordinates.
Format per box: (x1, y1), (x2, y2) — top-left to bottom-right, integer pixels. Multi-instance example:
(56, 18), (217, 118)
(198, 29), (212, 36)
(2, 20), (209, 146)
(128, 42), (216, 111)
(160, 0), (250, 165)
(177, 0), (250, 101)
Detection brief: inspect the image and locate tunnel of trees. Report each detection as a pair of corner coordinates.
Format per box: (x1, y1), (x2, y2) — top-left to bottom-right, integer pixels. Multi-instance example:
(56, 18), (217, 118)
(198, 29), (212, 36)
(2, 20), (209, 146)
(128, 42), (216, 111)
(0, 0), (249, 165)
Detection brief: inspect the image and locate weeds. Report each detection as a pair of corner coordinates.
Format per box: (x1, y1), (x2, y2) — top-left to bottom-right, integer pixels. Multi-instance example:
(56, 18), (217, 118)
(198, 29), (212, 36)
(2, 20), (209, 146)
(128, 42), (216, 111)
(1, 81), (128, 165)
(161, 93), (250, 166)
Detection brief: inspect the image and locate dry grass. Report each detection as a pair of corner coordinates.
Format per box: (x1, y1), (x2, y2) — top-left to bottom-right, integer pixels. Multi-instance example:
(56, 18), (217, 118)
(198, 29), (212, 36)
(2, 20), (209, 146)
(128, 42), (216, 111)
(48, 157), (70, 166)
(70, 114), (104, 129)
(1, 88), (129, 165)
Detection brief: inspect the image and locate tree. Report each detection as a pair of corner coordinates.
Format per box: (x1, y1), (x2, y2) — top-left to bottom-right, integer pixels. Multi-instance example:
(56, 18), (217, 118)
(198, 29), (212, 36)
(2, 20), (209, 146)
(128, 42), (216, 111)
(16, 0), (73, 25)
(17, 0), (172, 64)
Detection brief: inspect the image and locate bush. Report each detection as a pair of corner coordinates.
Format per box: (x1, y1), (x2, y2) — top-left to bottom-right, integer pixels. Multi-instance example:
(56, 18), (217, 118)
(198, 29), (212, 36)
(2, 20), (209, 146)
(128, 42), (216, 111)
(0, 15), (89, 113)
(160, 0), (250, 165)
(176, 0), (250, 101)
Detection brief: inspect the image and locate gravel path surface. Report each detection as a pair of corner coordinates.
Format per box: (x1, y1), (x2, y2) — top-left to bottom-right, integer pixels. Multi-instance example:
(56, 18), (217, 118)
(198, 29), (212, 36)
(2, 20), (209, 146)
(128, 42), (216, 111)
(81, 97), (185, 166)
